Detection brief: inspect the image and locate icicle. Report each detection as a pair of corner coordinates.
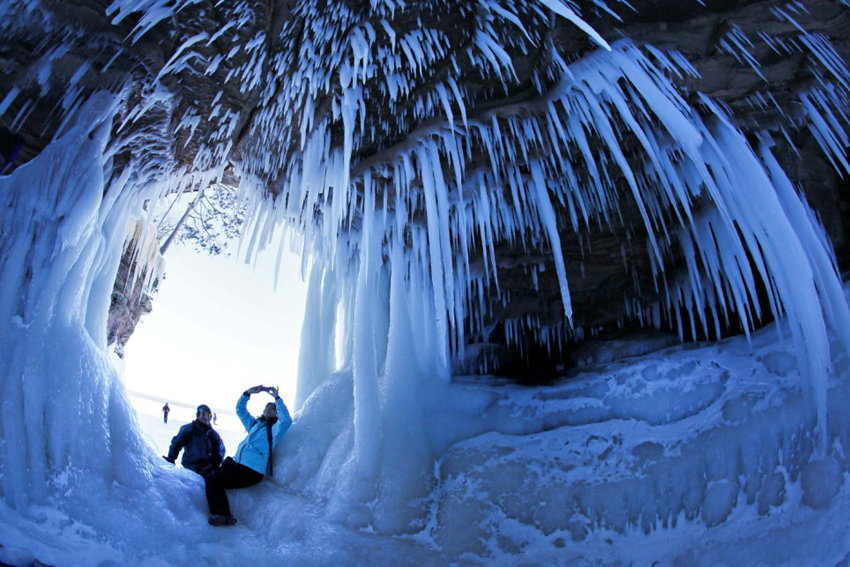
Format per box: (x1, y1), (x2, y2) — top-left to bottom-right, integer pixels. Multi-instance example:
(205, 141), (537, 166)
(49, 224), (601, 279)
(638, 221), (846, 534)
(530, 161), (572, 323)
(416, 145), (450, 372)
(535, 0), (611, 50)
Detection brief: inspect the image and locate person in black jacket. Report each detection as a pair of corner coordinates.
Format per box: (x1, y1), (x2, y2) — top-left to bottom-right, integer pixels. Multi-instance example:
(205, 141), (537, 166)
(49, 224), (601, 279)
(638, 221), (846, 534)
(164, 404), (225, 477)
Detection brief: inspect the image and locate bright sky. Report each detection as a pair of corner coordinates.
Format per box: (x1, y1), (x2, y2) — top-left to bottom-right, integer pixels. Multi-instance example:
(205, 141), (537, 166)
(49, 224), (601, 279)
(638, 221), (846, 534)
(122, 239), (308, 415)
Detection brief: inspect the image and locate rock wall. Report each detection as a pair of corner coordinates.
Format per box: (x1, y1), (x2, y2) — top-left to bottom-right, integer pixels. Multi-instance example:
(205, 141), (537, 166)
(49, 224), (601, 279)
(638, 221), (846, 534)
(106, 219), (163, 356)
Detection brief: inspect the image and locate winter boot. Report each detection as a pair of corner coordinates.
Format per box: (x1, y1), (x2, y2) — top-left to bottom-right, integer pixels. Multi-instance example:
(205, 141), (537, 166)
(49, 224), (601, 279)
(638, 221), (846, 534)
(208, 514), (237, 526)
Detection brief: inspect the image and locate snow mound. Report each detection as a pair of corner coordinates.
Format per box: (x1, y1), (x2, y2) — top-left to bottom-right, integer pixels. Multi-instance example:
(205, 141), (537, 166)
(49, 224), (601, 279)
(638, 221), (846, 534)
(276, 310), (850, 564)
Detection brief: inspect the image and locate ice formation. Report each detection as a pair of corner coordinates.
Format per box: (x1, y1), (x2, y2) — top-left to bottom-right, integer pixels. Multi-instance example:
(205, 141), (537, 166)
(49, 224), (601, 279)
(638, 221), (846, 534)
(0, 93), (154, 509)
(1, 0), (849, 562)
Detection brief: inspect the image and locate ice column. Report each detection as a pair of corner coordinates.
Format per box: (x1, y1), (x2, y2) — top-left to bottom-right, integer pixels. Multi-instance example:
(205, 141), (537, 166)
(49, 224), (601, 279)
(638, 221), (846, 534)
(327, 181), (384, 524)
(0, 92), (151, 510)
(295, 253), (339, 410)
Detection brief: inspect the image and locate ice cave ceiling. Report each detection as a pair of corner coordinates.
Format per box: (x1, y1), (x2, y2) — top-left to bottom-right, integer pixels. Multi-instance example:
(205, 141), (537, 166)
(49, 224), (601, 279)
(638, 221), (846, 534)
(1, 0), (848, 374)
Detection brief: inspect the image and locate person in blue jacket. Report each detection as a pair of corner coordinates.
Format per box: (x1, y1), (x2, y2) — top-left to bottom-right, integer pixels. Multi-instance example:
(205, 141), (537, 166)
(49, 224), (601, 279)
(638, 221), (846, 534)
(205, 385), (292, 526)
(164, 404), (225, 477)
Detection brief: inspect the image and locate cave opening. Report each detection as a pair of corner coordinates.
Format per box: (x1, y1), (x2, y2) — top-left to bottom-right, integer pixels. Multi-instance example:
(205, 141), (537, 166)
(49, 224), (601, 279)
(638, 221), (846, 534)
(116, 235), (308, 459)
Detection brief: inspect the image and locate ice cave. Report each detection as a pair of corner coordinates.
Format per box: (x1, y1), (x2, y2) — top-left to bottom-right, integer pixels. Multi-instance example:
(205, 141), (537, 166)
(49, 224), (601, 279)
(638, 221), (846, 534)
(1, 0), (849, 564)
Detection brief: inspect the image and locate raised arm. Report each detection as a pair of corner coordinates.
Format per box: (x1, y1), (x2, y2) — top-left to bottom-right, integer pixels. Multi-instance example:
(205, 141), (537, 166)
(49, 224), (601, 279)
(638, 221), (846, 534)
(236, 392), (257, 432)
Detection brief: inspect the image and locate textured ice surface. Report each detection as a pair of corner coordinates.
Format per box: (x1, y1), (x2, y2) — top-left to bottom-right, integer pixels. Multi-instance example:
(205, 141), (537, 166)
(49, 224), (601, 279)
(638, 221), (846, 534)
(424, 320), (850, 559)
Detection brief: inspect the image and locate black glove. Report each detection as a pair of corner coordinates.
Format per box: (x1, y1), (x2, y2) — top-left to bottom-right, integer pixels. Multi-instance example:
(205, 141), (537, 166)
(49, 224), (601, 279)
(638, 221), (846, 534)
(163, 455), (175, 464)
(198, 463), (217, 478)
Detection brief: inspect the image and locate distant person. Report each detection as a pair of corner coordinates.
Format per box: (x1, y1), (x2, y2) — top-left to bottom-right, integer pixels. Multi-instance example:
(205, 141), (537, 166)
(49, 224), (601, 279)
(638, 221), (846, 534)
(213, 412), (217, 425)
(162, 403), (170, 424)
(164, 404), (225, 477)
(205, 385), (292, 526)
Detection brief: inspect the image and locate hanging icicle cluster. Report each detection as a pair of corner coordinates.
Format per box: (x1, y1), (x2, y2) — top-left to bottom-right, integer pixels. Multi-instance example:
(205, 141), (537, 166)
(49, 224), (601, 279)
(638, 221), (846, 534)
(225, 1), (850, 448)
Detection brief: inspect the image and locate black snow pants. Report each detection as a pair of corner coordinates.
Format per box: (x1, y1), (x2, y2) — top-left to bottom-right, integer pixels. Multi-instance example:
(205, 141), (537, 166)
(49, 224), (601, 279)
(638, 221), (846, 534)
(204, 457), (263, 516)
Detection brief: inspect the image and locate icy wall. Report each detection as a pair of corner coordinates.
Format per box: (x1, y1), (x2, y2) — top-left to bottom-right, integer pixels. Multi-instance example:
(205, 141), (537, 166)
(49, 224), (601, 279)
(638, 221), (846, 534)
(0, 0), (849, 550)
(0, 93), (156, 508)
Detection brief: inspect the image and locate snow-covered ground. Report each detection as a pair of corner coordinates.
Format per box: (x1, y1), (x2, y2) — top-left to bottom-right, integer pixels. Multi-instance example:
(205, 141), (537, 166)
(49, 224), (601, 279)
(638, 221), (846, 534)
(2, 296), (849, 565)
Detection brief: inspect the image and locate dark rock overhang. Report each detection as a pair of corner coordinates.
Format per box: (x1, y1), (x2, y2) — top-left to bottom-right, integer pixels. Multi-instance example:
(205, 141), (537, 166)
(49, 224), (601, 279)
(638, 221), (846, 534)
(1, 0), (848, 375)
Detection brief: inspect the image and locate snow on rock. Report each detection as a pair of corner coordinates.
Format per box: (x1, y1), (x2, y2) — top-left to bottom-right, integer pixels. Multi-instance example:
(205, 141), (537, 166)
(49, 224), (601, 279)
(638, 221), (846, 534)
(427, 317), (850, 560)
(267, 293), (850, 564)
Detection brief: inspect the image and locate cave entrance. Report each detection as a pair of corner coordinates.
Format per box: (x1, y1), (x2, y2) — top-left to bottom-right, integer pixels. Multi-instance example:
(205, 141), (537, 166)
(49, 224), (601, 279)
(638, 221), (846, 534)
(120, 238), (308, 460)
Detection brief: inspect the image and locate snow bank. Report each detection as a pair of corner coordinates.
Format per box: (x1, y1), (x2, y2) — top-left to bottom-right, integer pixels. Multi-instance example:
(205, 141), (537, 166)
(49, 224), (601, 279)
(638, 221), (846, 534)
(275, 300), (850, 564)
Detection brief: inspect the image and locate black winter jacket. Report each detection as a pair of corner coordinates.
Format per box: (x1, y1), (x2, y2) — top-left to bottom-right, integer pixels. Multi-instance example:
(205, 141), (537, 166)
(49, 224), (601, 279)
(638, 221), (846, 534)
(167, 420), (225, 476)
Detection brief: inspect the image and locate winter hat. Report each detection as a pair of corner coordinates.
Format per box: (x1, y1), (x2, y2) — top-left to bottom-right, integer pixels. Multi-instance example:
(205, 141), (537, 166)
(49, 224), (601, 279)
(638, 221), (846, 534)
(196, 404), (212, 417)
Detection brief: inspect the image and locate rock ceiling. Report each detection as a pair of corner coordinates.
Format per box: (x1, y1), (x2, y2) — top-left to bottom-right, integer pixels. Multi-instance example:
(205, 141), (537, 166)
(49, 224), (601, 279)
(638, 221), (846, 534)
(1, 0), (848, 373)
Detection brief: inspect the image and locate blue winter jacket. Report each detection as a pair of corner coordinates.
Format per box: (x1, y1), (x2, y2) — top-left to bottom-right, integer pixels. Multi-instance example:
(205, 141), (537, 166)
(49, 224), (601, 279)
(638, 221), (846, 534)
(167, 420), (225, 475)
(233, 394), (292, 475)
